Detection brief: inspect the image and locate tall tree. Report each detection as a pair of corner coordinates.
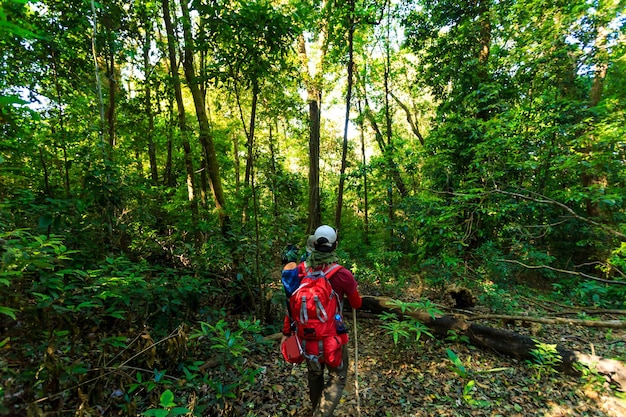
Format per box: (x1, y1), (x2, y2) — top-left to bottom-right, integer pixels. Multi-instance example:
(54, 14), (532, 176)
(334, 0), (356, 231)
(298, 0), (334, 233)
(199, 0), (297, 222)
(161, 0), (198, 217)
(300, 32), (323, 233)
(138, 3), (158, 184)
(178, 0), (228, 230)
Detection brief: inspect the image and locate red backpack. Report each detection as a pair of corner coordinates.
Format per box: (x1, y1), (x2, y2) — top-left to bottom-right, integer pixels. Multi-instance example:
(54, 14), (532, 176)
(283, 264), (349, 367)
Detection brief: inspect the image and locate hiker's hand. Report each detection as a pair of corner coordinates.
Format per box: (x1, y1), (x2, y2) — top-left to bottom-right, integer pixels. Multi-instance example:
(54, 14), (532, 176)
(280, 335), (289, 348)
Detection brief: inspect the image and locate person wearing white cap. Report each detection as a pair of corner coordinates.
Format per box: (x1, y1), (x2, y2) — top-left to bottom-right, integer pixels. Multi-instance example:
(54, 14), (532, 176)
(281, 225), (362, 417)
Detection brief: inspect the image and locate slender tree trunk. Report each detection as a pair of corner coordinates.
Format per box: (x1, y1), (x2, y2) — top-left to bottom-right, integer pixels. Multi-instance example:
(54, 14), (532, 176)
(390, 92), (424, 146)
(251, 153), (264, 321)
(334, 0), (355, 231)
(308, 89), (321, 233)
(142, 12), (158, 184)
(244, 82), (259, 187)
(582, 24), (609, 218)
(357, 67), (408, 198)
(589, 27), (608, 107)
(233, 130), (241, 192)
(105, 33), (116, 148)
(90, 0), (113, 244)
(356, 97), (369, 245)
(383, 4), (395, 247)
(135, 149), (143, 176)
(161, 0), (198, 217)
(164, 98), (174, 186)
(179, 0), (229, 231)
(39, 147), (51, 197)
(299, 35), (322, 233)
(476, 0), (492, 121)
(232, 72), (258, 223)
(50, 47), (70, 198)
(268, 123), (280, 232)
(200, 158), (209, 207)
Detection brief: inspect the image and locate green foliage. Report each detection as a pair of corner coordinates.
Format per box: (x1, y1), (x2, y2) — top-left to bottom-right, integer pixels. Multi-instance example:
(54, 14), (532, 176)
(186, 317), (266, 411)
(445, 330), (470, 345)
(142, 390), (190, 417)
(526, 340), (563, 381)
(387, 299), (443, 318)
(378, 301), (446, 348)
(446, 349), (469, 379)
(573, 362), (609, 393)
(446, 349), (490, 407)
(446, 349), (514, 408)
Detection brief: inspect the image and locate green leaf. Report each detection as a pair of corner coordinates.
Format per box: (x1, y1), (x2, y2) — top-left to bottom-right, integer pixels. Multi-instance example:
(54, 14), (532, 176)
(0, 95), (29, 106)
(0, 306), (17, 320)
(159, 389), (176, 408)
(169, 407), (191, 416)
(143, 409), (169, 417)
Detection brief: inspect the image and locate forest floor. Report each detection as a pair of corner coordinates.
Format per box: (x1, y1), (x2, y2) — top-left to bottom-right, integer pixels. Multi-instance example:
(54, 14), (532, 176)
(236, 286), (626, 417)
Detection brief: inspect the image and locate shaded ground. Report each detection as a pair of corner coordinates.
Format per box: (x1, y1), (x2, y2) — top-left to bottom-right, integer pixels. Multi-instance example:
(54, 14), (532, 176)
(243, 315), (626, 416)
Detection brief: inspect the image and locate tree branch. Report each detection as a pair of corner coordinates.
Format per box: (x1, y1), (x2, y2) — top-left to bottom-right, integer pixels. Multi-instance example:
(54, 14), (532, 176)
(389, 91), (424, 146)
(494, 189), (626, 240)
(498, 259), (626, 286)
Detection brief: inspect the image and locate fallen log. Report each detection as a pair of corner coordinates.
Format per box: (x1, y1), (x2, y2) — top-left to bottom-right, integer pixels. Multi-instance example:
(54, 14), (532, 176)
(466, 314), (626, 329)
(360, 295), (626, 391)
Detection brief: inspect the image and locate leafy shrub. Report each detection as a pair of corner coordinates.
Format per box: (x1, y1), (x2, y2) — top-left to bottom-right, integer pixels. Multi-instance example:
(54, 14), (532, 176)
(379, 299), (439, 347)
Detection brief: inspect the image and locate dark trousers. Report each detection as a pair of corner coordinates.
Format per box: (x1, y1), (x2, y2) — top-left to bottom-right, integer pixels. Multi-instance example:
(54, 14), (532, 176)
(307, 343), (349, 417)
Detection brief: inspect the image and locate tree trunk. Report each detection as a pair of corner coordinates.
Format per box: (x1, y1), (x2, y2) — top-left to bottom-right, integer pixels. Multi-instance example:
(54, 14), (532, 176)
(582, 23), (610, 218)
(390, 92), (424, 146)
(334, 0), (355, 232)
(179, 0), (229, 232)
(161, 0), (197, 216)
(357, 97), (369, 245)
(357, 72), (408, 198)
(360, 295), (626, 391)
(232, 73), (258, 224)
(298, 35), (322, 233)
(268, 123), (280, 234)
(164, 98), (174, 187)
(142, 11), (158, 184)
(383, 6), (396, 247)
(50, 46), (70, 198)
(476, 0), (491, 121)
(244, 82), (259, 187)
(105, 33), (116, 148)
(38, 147), (51, 197)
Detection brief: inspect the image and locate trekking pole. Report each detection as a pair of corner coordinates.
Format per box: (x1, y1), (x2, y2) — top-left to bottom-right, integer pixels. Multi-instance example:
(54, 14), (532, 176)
(352, 307), (361, 417)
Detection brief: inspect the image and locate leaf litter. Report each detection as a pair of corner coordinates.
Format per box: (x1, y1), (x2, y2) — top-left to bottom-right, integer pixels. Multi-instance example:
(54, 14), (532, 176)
(244, 317), (626, 417)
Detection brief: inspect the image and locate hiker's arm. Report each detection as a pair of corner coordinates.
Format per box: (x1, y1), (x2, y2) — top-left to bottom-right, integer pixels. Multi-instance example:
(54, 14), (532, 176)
(347, 290), (362, 309)
(282, 315), (291, 336)
(280, 316), (291, 348)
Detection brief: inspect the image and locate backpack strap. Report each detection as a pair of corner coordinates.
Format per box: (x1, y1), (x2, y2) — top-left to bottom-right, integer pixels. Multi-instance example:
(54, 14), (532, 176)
(314, 295), (329, 322)
(304, 263), (342, 279)
(322, 263), (343, 315)
(301, 339), (325, 368)
(323, 263), (342, 278)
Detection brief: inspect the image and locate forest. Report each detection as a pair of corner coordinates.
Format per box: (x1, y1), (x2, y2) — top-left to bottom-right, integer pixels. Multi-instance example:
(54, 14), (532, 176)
(1, 0), (625, 415)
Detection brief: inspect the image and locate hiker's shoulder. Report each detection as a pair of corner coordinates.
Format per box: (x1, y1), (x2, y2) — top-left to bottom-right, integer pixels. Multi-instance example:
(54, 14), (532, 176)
(329, 264), (355, 279)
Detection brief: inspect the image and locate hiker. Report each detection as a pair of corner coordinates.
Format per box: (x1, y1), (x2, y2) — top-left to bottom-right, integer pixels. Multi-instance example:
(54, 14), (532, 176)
(280, 225), (362, 417)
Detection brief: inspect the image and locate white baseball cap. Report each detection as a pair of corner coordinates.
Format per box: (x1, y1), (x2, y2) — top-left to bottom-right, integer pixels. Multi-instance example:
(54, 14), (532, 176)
(313, 225), (337, 251)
